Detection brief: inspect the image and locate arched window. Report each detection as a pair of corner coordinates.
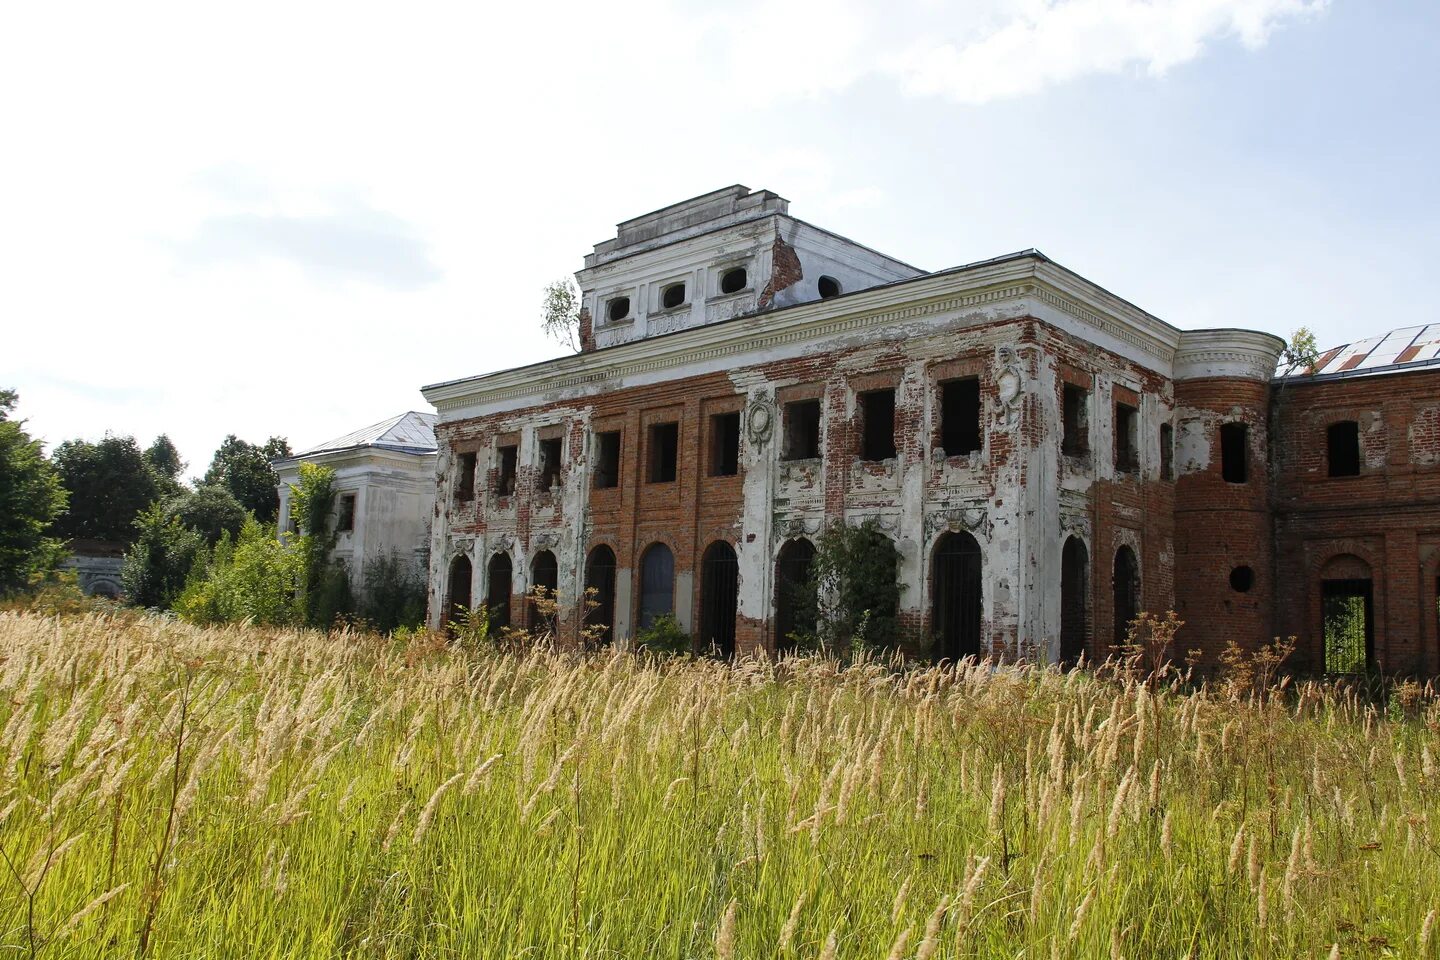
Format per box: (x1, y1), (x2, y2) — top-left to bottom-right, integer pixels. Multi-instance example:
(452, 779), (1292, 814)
(486, 553), (512, 631)
(932, 532), (982, 661)
(775, 539), (817, 653)
(447, 554), (473, 628)
(530, 550), (558, 628)
(700, 541), (739, 658)
(584, 546), (617, 647)
(1112, 546), (1139, 645)
(1060, 537), (1089, 665)
(638, 543), (675, 630)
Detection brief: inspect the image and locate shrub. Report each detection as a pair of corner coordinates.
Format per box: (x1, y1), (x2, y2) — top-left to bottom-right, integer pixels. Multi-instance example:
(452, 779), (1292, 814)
(121, 502), (205, 609)
(807, 518), (904, 657)
(361, 551), (428, 633)
(636, 613), (690, 656)
(175, 518), (304, 625)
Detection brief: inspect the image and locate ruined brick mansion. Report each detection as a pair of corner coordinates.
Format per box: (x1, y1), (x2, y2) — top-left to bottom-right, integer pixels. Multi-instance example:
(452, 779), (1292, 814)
(418, 185), (1440, 675)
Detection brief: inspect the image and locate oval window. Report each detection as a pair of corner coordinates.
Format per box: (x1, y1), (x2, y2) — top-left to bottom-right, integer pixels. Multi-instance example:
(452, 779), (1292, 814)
(817, 276), (841, 299)
(720, 267), (747, 294)
(662, 283), (686, 309)
(606, 297), (630, 323)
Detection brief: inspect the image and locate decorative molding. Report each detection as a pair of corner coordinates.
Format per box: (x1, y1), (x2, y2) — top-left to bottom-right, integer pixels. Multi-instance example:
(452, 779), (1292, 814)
(925, 506), (990, 541)
(746, 396), (776, 446)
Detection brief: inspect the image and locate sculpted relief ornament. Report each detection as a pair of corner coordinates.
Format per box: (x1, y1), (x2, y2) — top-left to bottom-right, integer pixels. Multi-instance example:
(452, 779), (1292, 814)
(994, 346), (1026, 426)
(746, 396), (776, 446)
(926, 506), (990, 540)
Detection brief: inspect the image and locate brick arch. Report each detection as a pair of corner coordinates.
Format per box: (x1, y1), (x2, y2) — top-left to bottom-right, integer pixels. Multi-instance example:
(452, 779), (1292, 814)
(1420, 548), (1440, 676)
(1305, 540), (1386, 673)
(634, 538), (681, 635)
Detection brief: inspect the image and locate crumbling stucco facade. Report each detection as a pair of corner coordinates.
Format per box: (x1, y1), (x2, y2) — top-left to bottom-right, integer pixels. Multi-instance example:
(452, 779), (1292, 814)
(421, 185), (1440, 673)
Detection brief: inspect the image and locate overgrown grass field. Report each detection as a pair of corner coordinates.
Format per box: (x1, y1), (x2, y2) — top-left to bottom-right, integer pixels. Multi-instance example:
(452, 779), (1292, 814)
(2, 612), (1438, 958)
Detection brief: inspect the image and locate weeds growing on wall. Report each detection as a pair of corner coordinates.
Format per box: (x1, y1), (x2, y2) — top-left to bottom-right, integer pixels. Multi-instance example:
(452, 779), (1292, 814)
(800, 518), (905, 657)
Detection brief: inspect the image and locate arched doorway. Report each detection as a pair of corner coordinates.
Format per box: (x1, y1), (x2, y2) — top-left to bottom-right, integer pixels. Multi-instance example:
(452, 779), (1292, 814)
(1320, 553), (1374, 674)
(774, 538), (816, 653)
(1113, 545), (1139, 646)
(530, 550), (558, 631)
(584, 545), (617, 647)
(638, 543), (675, 631)
(931, 532), (982, 661)
(447, 554), (472, 627)
(486, 552), (512, 631)
(1060, 537), (1089, 665)
(700, 541), (739, 658)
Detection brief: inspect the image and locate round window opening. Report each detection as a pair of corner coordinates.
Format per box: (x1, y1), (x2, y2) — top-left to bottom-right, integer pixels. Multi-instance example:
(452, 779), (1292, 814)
(720, 268), (747, 294)
(606, 297), (630, 323)
(1229, 565), (1254, 593)
(817, 275), (841, 299)
(662, 283), (686, 309)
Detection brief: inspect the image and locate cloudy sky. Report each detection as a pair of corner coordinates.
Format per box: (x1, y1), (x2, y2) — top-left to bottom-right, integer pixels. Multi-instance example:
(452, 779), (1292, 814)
(3, 0), (1437, 478)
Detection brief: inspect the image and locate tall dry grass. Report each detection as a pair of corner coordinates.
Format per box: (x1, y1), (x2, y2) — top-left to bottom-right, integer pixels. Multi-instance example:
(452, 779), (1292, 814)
(1, 610), (1438, 958)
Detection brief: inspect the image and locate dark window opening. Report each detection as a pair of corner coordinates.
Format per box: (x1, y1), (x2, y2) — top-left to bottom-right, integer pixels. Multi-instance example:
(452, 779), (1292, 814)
(1114, 401), (1138, 473)
(720, 268), (747, 294)
(775, 539), (817, 653)
(940, 378), (982, 456)
(700, 541), (739, 658)
(538, 437), (563, 491)
(1322, 579), (1373, 674)
(1060, 537), (1089, 666)
(661, 283), (686, 309)
(1230, 565), (1254, 593)
(1327, 421), (1361, 477)
(648, 422), (678, 483)
(1220, 423), (1248, 484)
(859, 388), (897, 461)
(456, 452), (476, 503)
(593, 431), (621, 489)
(710, 411), (741, 477)
(446, 555), (472, 631)
(336, 493), (356, 533)
(639, 544), (675, 631)
(1113, 546), (1139, 646)
(486, 553), (512, 631)
(529, 550), (558, 628)
(1159, 423), (1174, 481)
(783, 399), (822, 461)
(584, 546), (616, 648)
(817, 276), (841, 299)
(497, 444), (518, 497)
(932, 532), (982, 661)
(1062, 384), (1089, 456)
(606, 297), (630, 323)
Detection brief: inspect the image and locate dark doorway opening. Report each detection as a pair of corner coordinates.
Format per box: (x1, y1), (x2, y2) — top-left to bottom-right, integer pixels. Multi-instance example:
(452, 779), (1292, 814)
(1322, 578), (1373, 673)
(931, 532), (982, 661)
(1060, 537), (1089, 665)
(529, 550), (558, 630)
(447, 555), (472, 629)
(584, 546), (616, 648)
(486, 553), (512, 631)
(700, 541), (739, 657)
(775, 539), (817, 653)
(1113, 546), (1139, 646)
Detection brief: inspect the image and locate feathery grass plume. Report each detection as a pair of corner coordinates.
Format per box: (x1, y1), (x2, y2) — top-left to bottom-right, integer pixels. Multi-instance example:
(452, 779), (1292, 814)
(884, 927), (910, 960)
(892, 874), (912, 925)
(414, 770), (466, 843)
(1421, 908), (1436, 953)
(779, 890), (807, 953)
(954, 855), (991, 946)
(1257, 866), (1269, 929)
(915, 894), (949, 960)
(53, 883), (130, 939)
(1069, 888), (1095, 942)
(1327, 945), (1339, 960)
(464, 753), (504, 794)
(818, 928), (839, 960)
(988, 766), (1006, 833)
(1227, 824), (1246, 875)
(716, 898), (737, 960)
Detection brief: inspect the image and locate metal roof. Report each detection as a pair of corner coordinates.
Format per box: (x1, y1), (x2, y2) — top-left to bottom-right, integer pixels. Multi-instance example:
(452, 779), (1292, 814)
(296, 411), (438, 457)
(1280, 325), (1440, 381)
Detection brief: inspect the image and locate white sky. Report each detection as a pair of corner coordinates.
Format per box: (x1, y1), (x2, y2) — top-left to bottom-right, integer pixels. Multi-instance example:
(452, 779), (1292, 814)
(3, 0), (1437, 478)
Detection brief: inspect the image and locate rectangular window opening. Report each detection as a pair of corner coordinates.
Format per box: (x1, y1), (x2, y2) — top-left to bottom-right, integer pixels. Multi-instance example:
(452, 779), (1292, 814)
(859, 388), (897, 462)
(1062, 384), (1090, 457)
(1327, 421), (1361, 477)
(455, 452), (476, 503)
(1160, 423), (1174, 481)
(593, 431), (620, 489)
(782, 399), (822, 461)
(1114, 401), (1138, 473)
(336, 493), (355, 532)
(710, 412), (741, 477)
(1220, 422), (1248, 484)
(940, 378), (982, 457)
(537, 437), (563, 491)
(496, 444), (518, 497)
(648, 422), (678, 483)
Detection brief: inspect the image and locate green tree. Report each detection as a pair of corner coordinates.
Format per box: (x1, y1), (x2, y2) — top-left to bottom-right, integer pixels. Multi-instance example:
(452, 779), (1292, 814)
(169, 484), (246, 546)
(807, 518), (904, 656)
(145, 434), (185, 482)
(51, 434), (162, 544)
(541, 277), (581, 352)
(203, 435), (291, 524)
(0, 390), (68, 593)
(287, 461), (352, 627)
(121, 503), (204, 609)
(1280, 326), (1320, 376)
(175, 518), (304, 626)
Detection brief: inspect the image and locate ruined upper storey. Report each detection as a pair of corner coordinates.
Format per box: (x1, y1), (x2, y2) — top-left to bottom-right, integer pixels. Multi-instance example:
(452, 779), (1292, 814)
(577, 185), (925, 351)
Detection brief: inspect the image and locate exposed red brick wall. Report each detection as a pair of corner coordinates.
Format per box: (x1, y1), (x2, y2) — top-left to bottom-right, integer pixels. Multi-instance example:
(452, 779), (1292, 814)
(757, 235), (803, 309)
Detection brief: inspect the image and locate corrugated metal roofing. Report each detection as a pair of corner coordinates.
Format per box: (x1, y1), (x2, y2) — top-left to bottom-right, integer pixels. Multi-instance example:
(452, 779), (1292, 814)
(1282, 325), (1440, 380)
(297, 411), (437, 456)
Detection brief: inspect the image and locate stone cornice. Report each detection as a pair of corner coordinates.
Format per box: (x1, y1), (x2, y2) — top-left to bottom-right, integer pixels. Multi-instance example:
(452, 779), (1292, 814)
(1174, 329), (1287, 382)
(422, 255), (1199, 418)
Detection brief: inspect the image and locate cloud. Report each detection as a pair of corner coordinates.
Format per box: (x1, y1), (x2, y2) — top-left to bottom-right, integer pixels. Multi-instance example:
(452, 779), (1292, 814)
(886, 0), (1327, 104)
(174, 191), (441, 290)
